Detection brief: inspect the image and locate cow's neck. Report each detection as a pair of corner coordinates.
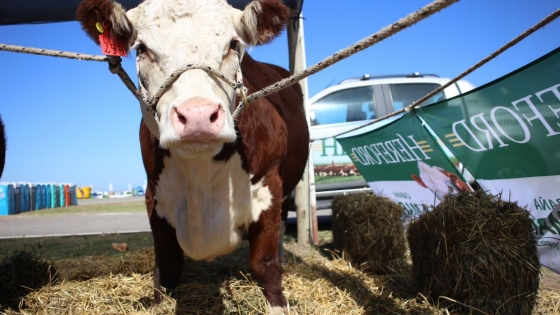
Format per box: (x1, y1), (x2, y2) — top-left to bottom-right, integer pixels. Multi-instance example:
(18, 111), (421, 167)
(155, 150), (254, 261)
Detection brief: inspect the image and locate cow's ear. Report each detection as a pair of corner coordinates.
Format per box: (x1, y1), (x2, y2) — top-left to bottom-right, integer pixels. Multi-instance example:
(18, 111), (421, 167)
(233, 0), (290, 46)
(411, 174), (427, 188)
(448, 174), (471, 192)
(76, 0), (135, 48)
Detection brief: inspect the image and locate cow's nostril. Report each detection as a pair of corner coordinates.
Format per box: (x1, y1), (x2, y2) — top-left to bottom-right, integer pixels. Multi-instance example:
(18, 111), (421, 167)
(175, 108), (187, 125)
(178, 114), (186, 124)
(209, 109), (219, 123)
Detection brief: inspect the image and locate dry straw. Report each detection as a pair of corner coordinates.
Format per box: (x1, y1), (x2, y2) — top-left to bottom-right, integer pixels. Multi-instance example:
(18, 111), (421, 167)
(331, 193), (407, 274)
(0, 224), (557, 314)
(407, 191), (541, 315)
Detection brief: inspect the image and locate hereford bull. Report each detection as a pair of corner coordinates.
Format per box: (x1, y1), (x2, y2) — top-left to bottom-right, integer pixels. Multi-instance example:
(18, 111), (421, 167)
(77, 0), (309, 313)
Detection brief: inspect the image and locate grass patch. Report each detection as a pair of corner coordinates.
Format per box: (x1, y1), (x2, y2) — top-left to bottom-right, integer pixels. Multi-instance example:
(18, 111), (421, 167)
(0, 230), (302, 262)
(16, 201), (145, 216)
(0, 232), (154, 261)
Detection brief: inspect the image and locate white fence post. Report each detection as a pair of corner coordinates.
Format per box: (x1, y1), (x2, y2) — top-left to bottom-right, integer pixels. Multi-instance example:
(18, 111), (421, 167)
(287, 9), (316, 246)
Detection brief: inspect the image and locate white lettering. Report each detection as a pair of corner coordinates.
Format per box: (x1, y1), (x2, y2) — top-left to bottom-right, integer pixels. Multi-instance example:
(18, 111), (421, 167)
(452, 120), (488, 152)
(535, 84), (560, 130)
(384, 140), (404, 162)
(352, 148), (370, 165)
(512, 95), (560, 136)
(357, 147), (376, 165)
(396, 134), (430, 160)
(391, 139), (414, 161)
(490, 106), (530, 143)
(469, 113), (508, 148)
(375, 143), (396, 163)
(365, 145), (382, 164)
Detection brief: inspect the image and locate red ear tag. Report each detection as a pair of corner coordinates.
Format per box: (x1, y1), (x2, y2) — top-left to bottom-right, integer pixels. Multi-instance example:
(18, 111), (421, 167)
(99, 31), (127, 57)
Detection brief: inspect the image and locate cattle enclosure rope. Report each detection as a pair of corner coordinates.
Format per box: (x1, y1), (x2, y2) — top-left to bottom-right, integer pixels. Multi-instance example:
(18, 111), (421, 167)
(232, 0), (459, 119)
(0, 44), (141, 101)
(0, 44), (108, 62)
(0, 0), (459, 119)
(312, 8), (560, 141)
(0, 1), (558, 133)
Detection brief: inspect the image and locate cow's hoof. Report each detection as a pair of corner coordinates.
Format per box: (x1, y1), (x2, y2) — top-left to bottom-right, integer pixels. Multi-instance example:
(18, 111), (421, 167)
(269, 303), (290, 315)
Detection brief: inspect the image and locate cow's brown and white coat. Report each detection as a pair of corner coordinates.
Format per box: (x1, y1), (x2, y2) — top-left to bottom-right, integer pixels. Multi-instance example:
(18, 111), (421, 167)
(77, 0), (309, 313)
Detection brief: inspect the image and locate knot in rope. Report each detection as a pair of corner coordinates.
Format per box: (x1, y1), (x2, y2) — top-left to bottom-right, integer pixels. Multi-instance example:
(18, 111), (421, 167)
(140, 63), (248, 122)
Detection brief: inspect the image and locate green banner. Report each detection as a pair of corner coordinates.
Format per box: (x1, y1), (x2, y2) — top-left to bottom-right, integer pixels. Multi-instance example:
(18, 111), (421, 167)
(416, 47), (560, 272)
(336, 113), (471, 214)
(416, 47), (560, 180)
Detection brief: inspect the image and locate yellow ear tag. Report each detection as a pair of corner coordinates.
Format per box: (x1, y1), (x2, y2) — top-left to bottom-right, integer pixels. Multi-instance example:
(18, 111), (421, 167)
(96, 22), (104, 33)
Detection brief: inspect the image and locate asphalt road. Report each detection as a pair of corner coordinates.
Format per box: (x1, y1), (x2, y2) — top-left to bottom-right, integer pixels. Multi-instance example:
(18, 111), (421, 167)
(0, 212), (151, 239)
(0, 197), (331, 239)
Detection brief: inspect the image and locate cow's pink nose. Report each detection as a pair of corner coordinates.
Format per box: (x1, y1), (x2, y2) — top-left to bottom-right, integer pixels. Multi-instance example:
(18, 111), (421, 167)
(172, 97), (225, 141)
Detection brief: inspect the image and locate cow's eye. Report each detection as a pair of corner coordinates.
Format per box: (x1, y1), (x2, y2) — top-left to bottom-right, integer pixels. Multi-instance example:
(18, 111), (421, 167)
(229, 40), (239, 53)
(136, 43), (147, 56)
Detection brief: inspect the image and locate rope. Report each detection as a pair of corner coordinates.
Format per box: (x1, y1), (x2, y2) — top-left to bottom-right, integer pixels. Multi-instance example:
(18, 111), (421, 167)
(0, 0), (459, 122)
(0, 43), (141, 101)
(313, 8), (560, 142)
(107, 57), (141, 101)
(232, 0), (460, 119)
(0, 44), (108, 62)
(145, 64), (246, 111)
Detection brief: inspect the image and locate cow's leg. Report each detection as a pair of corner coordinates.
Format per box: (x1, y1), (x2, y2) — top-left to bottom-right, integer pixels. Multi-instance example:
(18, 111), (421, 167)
(248, 176), (289, 315)
(146, 190), (184, 304)
(140, 122), (183, 304)
(278, 197), (291, 262)
(278, 219), (286, 262)
(150, 212), (184, 303)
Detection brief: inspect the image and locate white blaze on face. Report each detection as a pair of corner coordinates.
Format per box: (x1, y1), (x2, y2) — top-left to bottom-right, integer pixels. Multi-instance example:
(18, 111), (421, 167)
(126, 0), (250, 158)
(416, 161), (458, 200)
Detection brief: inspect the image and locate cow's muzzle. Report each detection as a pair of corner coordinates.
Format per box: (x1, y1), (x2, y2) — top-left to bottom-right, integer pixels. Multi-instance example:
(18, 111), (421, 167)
(139, 64), (247, 125)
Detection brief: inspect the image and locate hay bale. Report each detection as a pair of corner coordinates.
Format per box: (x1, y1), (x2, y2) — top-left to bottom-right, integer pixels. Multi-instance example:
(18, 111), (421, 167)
(331, 193), (406, 274)
(0, 251), (57, 310)
(407, 191), (540, 315)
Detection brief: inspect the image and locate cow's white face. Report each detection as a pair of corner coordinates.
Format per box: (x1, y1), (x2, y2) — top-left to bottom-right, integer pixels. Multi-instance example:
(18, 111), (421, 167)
(77, 0), (288, 159)
(126, 0), (255, 158)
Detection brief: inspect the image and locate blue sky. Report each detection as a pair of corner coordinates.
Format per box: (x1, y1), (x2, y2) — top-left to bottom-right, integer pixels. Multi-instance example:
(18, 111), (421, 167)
(0, 0), (558, 192)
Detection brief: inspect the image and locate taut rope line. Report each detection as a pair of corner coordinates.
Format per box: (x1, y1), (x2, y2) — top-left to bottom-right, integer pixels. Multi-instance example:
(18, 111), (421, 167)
(232, 0), (459, 119)
(0, 45), (141, 101)
(0, 0), (459, 120)
(0, 44), (108, 61)
(313, 8), (560, 142)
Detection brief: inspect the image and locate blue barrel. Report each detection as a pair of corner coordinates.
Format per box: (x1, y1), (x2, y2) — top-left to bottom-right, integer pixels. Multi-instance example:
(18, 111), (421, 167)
(35, 184), (42, 210)
(60, 184), (65, 207)
(41, 185), (47, 209)
(19, 185), (25, 212)
(14, 185), (21, 214)
(71, 185), (77, 206)
(54, 185), (60, 208)
(31, 185), (36, 211)
(50, 184), (56, 208)
(8, 185), (15, 214)
(40, 185), (46, 210)
(20, 184), (30, 212)
(0, 185), (9, 215)
(45, 185), (51, 209)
